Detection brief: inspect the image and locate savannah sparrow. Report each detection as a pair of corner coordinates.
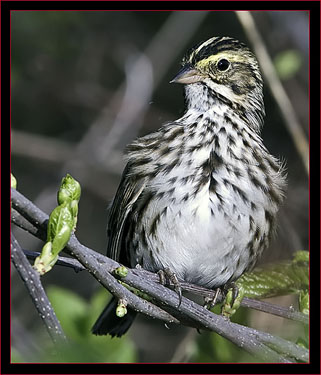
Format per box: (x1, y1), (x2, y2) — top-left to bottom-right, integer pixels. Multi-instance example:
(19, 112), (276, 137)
(92, 36), (286, 337)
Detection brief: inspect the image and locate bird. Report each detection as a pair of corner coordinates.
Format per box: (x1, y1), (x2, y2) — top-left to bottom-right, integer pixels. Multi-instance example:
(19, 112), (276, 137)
(92, 36), (286, 337)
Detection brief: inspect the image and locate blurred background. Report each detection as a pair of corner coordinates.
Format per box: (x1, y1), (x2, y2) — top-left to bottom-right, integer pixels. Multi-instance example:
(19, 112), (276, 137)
(11, 10), (309, 363)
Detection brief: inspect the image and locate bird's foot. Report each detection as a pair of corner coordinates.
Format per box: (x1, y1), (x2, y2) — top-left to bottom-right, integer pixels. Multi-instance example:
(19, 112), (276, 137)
(203, 288), (223, 310)
(158, 267), (182, 307)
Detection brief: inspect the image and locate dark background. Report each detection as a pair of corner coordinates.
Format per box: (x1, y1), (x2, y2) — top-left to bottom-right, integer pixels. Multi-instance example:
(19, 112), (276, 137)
(11, 10), (309, 363)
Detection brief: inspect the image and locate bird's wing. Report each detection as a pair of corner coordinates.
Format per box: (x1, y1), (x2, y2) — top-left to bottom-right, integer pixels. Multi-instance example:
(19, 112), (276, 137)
(107, 163), (146, 262)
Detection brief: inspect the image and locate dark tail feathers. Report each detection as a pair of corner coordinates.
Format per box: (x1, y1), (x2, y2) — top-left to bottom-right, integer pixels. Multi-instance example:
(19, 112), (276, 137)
(92, 297), (137, 337)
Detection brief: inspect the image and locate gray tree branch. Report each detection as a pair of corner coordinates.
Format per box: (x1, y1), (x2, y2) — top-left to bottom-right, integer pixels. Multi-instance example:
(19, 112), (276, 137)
(11, 188), (308, 363)
(11, 233), (67, 344)
(18, 247), (309, 326)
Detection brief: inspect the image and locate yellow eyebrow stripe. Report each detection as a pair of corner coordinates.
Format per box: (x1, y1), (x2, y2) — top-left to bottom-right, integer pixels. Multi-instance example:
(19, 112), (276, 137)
(195, 52), (247, 70)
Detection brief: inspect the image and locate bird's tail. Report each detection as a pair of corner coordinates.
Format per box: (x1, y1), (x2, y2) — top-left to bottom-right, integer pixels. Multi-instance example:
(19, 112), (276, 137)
(92, 297), (137, 337)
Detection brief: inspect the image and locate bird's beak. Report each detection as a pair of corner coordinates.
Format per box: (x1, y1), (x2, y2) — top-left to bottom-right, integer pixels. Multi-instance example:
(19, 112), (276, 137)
(170, 64), (203, 84)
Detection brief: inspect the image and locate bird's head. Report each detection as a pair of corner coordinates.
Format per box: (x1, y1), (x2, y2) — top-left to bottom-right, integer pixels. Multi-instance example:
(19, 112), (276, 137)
(171, 36), (265, 129)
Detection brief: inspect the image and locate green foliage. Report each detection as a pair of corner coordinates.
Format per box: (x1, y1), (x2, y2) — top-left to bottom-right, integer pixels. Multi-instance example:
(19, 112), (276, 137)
(114, 266), (129, 278)
(115, 300), (128, 318)
(298, 290), (309, 315)
(236, 250), (309, 299)
(34, 174), (81, 275)
(11, 173), (17, 189)
(221, 285), (245, 318)
(57, 174), (81, 207)
(274, 50), (302, 80)
(193, 251), (309, 362)
(13, 286), (137, 363)
(46, 286), (136, 362)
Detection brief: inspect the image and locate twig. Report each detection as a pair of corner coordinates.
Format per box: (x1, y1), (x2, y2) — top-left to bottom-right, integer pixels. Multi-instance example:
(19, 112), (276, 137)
(67, 238), (180, 326)
(21, 246), (308, 325)
(11, 188), (308, 362)
(128, 267), (309, 325)
(23, 249), (86, 273)
(103, 256), (302, 362)
(235, 11), (309, 175)
(241, 297), (308, 325)
(12, 189), (308, 326)
(11, 233), (67, 344)
(11, 208), (47, 240)
(12, 189), (179, 326)
(11, 189), (48, 228)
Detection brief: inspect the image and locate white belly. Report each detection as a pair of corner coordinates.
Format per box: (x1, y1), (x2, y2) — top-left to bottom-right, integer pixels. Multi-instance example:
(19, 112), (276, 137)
(131, 175), (268, 288)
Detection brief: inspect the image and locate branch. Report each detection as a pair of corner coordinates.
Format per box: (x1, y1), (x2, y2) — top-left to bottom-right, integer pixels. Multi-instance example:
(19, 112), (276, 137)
(21, 248), (309, 325)
(241, 297), (308, 325)
(11, 233), (67, 344)
(11, 188), (308, 363)
(22, 249), (86, 273)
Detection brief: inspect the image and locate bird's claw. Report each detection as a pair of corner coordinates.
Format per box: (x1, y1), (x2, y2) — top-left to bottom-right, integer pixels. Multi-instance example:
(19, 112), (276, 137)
(203, 288), (222, 310)
(158, 267), (182, 307)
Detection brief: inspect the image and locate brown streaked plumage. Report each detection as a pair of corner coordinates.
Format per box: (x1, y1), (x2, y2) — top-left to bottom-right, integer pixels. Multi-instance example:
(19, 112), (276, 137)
(92, 36), (286, 337)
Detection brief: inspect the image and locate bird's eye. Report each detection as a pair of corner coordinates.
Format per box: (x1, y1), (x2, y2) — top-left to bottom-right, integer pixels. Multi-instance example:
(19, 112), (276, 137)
(217, 58), (230, 72)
